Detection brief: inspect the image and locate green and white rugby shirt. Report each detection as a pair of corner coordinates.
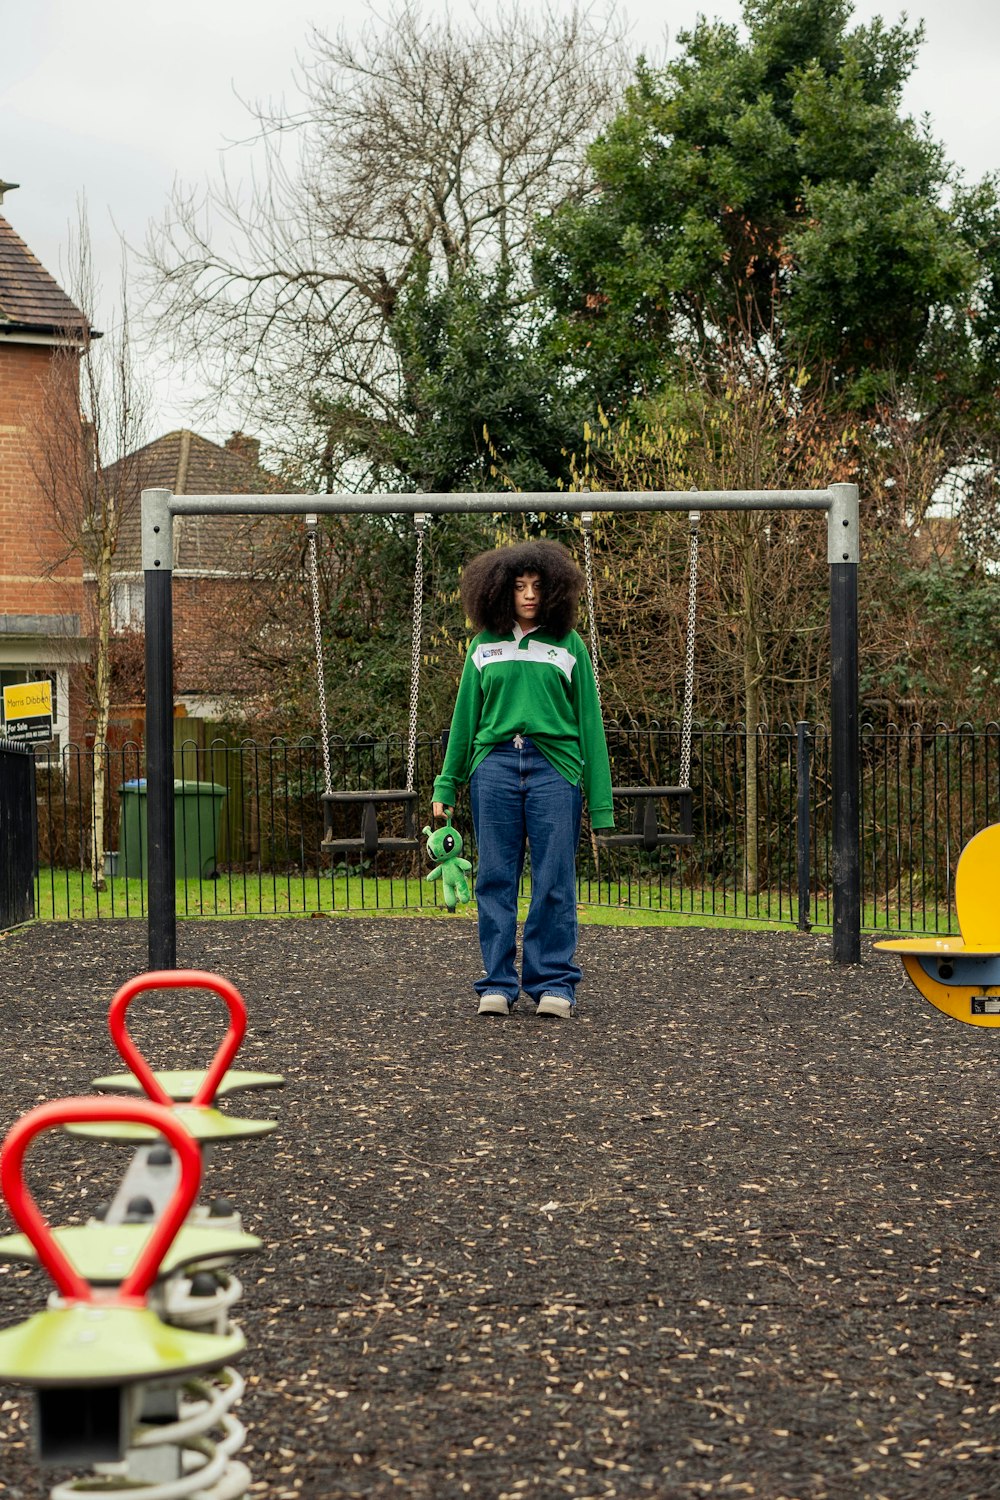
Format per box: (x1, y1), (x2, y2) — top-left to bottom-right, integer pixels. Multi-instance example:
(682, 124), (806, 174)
(433, 624), (614, 828)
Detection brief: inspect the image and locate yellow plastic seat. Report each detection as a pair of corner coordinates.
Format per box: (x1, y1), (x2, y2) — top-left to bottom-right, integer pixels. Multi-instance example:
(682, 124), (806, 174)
(92, 1067), (284, 1100)
(0, 1303), (244, 1386)
(64, 1103), (277, 1144)
(0, 1223), (262, 1286)
(874, 823), (1000, 1026)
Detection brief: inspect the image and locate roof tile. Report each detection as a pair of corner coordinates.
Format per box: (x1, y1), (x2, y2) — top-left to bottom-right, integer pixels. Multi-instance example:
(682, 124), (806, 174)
(109, 430), (286, 574)
(0, 215), (89, 333)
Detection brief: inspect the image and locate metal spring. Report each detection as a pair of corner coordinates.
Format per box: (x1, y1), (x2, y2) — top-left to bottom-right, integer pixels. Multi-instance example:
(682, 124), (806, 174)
(49, 1367), (249, 1500)
(158, 1271), (245, 1337)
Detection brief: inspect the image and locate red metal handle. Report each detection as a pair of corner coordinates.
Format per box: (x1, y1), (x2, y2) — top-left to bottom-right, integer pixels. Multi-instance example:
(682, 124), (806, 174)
(108, 969), (248, 1108)
(0, 1097), (202, 1303)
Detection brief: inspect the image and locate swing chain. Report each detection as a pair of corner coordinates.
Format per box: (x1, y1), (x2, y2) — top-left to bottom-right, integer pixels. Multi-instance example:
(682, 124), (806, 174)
(405, 515), (427, 794)
(580, 512), (603, 712)
(679, 511), (700, 790)
(306, 515), (333, 799)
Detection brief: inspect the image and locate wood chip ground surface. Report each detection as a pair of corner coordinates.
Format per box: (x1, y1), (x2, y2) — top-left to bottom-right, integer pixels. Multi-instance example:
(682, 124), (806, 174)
(0, 918), (997, 1499)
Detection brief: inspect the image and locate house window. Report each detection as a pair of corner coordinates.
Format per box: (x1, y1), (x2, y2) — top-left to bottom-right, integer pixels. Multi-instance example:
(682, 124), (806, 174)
(111, 579), (145, 630)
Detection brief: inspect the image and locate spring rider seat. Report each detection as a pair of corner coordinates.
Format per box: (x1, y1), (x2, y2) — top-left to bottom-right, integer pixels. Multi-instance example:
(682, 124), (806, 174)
(874, 823), (1000, 1026)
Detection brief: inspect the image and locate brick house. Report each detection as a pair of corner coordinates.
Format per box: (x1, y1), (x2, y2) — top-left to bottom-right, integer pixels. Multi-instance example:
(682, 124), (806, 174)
(0, 192), (281, 751)
(105, 428), (280, 729)
(0, 190), (91, 749)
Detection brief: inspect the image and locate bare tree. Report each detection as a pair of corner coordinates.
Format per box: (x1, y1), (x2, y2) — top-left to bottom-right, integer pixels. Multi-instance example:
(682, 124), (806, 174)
(35, 207), (151, 888)
(575, 334), (849, 892)
(143, 1), (630, 480)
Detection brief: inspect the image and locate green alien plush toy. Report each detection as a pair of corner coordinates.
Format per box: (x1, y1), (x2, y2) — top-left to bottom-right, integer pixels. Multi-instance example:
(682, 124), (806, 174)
(423, 820), (472, 910)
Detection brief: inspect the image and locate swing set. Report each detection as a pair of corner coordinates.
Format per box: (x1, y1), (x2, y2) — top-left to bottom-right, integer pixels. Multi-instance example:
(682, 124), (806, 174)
(139, 484), (861, 968)
(303, 508), (702, 859)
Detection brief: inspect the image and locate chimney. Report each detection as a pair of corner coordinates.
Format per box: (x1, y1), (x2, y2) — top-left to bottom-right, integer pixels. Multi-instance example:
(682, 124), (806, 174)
(225, 431), (260, 467)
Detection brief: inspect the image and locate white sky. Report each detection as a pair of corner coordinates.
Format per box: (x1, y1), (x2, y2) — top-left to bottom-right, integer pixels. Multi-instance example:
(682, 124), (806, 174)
(4, 0), (1000, 440)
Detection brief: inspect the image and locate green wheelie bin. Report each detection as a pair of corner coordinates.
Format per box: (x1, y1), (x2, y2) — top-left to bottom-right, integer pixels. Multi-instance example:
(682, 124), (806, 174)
(119, 779), (227, 879)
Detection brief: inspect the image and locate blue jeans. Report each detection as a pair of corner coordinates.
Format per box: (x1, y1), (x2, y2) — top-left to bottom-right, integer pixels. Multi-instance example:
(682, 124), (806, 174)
(469, 738), (583, 1004)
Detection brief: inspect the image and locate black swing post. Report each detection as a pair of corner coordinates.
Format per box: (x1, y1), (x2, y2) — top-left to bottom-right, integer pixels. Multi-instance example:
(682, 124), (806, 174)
(306, 512), (426, 860)
(581, 509), (700, 851)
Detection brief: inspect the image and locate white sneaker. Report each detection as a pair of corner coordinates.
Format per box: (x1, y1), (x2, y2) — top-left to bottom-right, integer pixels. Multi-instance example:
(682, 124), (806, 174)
(536, 993), (574, 1019)
(478, 993), (512, 1016)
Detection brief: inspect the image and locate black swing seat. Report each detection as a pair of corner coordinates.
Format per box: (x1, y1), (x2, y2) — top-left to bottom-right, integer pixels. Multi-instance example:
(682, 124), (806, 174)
(321, 789), (420, 859)
(596, 786), (695, 851)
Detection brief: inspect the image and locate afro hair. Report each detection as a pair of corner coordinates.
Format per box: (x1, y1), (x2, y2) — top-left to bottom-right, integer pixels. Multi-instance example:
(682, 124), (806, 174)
(460, 540), (584, 637)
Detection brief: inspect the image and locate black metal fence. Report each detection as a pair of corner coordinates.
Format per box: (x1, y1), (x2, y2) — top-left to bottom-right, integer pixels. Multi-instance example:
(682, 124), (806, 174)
(0, 738), (36, 930)
(28, 722), (1000, 931)
(860, 721), (1000, 933)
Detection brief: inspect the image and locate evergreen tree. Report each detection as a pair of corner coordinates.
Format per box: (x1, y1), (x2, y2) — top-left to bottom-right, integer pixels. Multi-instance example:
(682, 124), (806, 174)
(536, 0), (995, 418)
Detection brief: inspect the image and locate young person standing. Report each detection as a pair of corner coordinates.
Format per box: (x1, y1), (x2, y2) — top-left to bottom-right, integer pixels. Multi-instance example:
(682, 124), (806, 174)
(432, 540), (613, 1018)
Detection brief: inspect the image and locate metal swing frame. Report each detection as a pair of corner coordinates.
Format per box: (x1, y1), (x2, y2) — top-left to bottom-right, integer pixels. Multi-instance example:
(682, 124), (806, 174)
(306, 512), (426, 859)
(140, 484), (860, 969)
(581, 510), (700, 851)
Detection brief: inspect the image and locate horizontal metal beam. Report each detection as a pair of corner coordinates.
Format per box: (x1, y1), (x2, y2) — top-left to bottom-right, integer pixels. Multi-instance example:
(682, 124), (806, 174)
(169, 489), (833, 517)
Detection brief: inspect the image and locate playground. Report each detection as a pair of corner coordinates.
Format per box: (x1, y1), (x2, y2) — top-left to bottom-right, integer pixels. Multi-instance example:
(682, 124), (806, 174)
(0, 916), (997, 1498)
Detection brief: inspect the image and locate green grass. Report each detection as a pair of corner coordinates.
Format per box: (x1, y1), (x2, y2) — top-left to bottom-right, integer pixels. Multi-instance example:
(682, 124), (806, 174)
(35, 869), (435, 922)
(31, 868), (953, 935)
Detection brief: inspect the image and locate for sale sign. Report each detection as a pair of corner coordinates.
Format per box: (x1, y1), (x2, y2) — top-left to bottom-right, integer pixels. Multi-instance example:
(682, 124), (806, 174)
(2, 680), (53, 743)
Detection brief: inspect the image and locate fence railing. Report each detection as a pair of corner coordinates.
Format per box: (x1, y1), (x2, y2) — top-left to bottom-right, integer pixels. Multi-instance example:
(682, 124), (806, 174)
(0, 738), (35, 930)
(26, 722), (1000, 930)
(860, 721), (1000, 934)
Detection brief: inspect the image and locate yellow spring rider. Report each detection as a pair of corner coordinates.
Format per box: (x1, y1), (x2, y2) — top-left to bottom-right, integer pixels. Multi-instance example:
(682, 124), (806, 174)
(875, 823), (1000, 1026)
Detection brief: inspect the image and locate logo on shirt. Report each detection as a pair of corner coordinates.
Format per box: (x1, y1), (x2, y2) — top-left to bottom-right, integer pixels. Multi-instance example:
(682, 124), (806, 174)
(472, 637), (576, 681)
